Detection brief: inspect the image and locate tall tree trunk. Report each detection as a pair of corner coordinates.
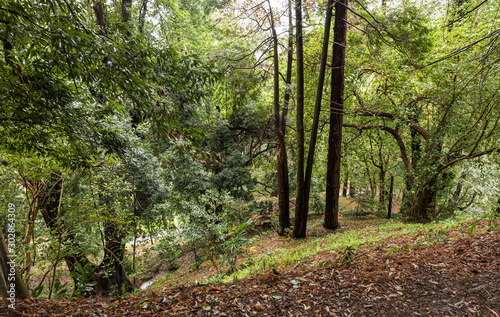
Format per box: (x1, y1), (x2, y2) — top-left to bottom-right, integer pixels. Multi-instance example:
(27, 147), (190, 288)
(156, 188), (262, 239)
(379, 168), (386, 203)
(402, 112), (421, 214)
(121, 0), (132, 30)
(349, 180), (356, 197)
(39, 173), (95, 291)
(93, 1), (106, 33)
(324, 0), (348, 230)
(276, 0), (293, 235)
(293, 0), (306, 238)
(367, 167), (375, 199)
(297, 0), (335, 235)
(20, 179), (41, 288)
(362, 154), (375, 199)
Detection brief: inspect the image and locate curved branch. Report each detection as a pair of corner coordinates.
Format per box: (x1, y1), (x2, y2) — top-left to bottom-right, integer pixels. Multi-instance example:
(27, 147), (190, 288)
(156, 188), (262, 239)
(343, 123), (415, 180)
(353, 108), (430, 141)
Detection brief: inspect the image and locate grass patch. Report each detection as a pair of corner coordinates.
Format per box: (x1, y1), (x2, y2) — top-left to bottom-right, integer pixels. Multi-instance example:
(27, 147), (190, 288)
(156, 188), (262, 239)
(222, 217), (469, 283)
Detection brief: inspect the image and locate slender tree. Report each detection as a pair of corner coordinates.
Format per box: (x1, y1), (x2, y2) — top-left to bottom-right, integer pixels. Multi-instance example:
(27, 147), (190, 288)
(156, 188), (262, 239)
(279, 0), (295, 231)
(296, 0), (336, 235)
(292, 0), (306, 238)
(324, 0), (348, 230)
(268, 0), (291, 235)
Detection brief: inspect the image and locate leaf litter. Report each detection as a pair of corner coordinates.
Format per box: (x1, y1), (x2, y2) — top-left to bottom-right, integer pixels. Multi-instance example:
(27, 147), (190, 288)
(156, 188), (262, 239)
(2, 222), (499, 316)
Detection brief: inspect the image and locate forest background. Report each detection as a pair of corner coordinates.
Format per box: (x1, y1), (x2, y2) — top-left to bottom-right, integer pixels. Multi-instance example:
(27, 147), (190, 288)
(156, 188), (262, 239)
(1, 0), (500, 299)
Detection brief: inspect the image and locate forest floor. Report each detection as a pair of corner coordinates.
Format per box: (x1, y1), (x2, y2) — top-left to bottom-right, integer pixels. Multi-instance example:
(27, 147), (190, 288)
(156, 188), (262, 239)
(2, 199), (500, 316)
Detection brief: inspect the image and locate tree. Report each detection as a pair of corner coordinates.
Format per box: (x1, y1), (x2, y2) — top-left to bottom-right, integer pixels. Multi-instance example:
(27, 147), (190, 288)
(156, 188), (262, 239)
(295, 0), (335, 235)
(326, 0), (500, 222)
(0, 0), (215, 296)
(292, 0), (306, 238)
(324, 0), (348, 230)
(269, 0), (291, 235)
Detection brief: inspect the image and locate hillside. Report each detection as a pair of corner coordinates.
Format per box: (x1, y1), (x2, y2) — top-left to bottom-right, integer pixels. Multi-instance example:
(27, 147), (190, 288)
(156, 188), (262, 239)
(3, 218), (499, 316)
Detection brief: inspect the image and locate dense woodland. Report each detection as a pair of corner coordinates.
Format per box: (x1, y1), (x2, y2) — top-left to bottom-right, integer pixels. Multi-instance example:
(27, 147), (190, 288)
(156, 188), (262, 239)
(1, 0), (500, 313)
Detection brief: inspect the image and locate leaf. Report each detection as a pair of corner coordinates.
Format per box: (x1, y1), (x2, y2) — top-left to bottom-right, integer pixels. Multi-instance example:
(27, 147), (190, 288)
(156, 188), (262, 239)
(202, 303), (211, 311)
(468, 221), (479, 237)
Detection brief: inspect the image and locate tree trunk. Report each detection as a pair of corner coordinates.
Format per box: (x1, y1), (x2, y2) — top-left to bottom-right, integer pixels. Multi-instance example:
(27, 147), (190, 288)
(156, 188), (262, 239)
(292, 0), (307, 238)
(324, 0), (348, 230)
(139, 0), (149, 33)
(299, 0), (335, 234)
(276, 0), (292, 234)
(379, 168), (386, 203)
(38, 173), (95, 290)
(39, 173), (133, 296)
(93, 1), (106, 33)
(349, 180), (355, 197)
(121, 0), (132, 26)
(387, 175), (394, 219)
(20, 179), (41, 288)
(362, 155), (375, 199)
(98, 221), (134, 295)
(408, 177), (437, 221)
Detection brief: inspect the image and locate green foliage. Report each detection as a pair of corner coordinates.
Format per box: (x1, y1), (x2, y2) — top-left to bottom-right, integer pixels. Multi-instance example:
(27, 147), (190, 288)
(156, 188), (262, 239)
(468, 221), (479, 237)
(153, 189), (254, 275)
(425, 229), (450, 244)
(152, 231), (182, 263)
(69, 262), (97, 298)
(335, 246), (356, 264)
(383, 5), (433, 61)
(309, 192), (325, 214)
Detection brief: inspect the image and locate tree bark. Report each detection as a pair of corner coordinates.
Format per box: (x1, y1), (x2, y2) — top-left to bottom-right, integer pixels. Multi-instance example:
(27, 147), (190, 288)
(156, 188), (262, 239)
(93, 1), (106, 33)
(39, 173), (95, 290)
(299, 0), (335, 233)
(324, 0), (348, 230)
(98, 221), (134, 295)
(293, 0), (307, 238)
(387, 175), (394, 219)
(379, 168), (386, 203)
(139, 0), (149, 33)
(269, 0), (291, 235)
(349, 180), (355, 197)
(121, 0), (132, 25)
(408, 177), (437, 222)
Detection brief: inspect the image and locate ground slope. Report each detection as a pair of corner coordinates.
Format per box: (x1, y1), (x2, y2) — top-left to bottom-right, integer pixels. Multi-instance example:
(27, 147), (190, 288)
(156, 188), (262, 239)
(2, 223), (499, 316)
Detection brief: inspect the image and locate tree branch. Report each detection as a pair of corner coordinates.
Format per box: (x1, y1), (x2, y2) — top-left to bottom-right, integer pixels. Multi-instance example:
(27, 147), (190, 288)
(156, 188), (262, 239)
(353, 108), (430, 141)
(343, 123), (415, 180)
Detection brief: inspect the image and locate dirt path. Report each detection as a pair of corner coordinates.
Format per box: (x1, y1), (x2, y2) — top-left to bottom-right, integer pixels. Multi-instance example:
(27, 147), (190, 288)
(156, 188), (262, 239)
(2, 223), (499, 316)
